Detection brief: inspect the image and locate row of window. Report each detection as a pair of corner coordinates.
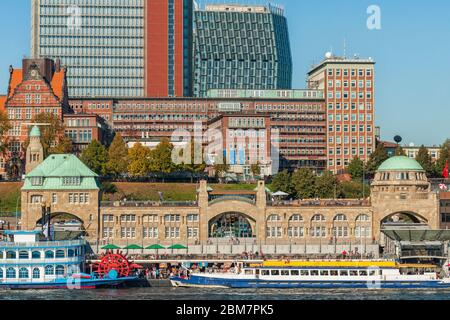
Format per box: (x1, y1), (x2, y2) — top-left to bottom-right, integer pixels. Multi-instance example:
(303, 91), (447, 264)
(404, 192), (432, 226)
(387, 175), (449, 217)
(1, 265), (68, 279)
(266, 214), (370, 223)
(1, 249), (78, 260)
(267, 226), (372, 238)
(103, 226), (200, 239)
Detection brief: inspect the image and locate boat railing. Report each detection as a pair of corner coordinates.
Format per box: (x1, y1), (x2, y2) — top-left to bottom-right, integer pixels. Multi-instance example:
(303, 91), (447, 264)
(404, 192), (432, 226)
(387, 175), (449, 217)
(0, 240), (86, 248)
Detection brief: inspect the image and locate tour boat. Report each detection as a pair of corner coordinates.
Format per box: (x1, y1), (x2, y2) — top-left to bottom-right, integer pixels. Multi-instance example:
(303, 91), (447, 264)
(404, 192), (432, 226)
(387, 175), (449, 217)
(0, 230), (138, 289)
(170, 260), (450, 289)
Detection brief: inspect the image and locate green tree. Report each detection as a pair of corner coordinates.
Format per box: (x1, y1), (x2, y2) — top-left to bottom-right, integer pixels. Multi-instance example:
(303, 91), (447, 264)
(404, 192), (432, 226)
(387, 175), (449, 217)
(80, 140), (109, 175)
(0, 110), (11, 155)
(48, 135), (73, 154)
(436, 139), (450, 177)
(250, 162), (261, 177)
(415, 145), (435, 177)
(315, 171), (340, 199)
(106, 134), (129, 178)
(128, 143), (152, 178)
(346, 157), (364, 181)
(214, 160), (231, 183)
(340, 181), (370, 199)
(149, 138), (175, 182)
(27, 113), (66, 157)
(270, 170), (294, 195)
(395, 145), (406, 156)
(366, 143), (389, 176)
(291, 168), (316, 199)
(179, 140), (206, 183)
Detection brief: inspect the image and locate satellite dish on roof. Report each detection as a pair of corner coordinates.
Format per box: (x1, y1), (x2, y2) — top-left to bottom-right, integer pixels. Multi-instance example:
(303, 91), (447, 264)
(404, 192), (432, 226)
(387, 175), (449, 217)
(394, 135), (403, 144)
(325, 52), (333, 59)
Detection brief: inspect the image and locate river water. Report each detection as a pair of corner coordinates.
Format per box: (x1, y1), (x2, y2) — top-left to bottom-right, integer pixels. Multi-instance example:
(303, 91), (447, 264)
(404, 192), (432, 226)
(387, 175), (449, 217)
(1, 287), (450, 300)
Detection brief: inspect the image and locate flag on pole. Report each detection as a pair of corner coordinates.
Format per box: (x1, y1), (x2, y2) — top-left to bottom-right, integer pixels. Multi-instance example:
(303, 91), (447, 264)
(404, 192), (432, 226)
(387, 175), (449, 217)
(443, 160), (449, 179)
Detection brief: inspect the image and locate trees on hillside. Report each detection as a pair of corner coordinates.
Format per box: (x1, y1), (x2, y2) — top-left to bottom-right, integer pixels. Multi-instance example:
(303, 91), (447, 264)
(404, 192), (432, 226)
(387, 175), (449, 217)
(149, 138), (175, 182)
(291, 168), (316, 199)
(366, 143), (389, 176)
(415, 145), (435, 177)
(436, 139), (450, 177)
(0, 110), (11, 156)
(270, 170), (294, 195)
(127, 143), (151, 178)
(106, 134), (129, 178)
(80, 140), (109, 175)
(346, 157), (364, 181)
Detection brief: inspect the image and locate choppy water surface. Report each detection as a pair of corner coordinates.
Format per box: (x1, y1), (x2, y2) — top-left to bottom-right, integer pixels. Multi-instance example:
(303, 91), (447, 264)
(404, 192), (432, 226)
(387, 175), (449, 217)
(0, 287), (449, 300)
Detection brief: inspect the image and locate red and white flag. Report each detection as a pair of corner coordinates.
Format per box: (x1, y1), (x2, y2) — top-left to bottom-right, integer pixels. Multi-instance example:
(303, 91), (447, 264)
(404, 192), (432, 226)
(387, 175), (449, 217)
(443, 160), (449, 179)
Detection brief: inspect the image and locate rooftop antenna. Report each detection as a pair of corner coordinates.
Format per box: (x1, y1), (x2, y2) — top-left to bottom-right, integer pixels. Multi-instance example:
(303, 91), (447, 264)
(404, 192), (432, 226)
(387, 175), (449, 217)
(343, 37), (347, 58)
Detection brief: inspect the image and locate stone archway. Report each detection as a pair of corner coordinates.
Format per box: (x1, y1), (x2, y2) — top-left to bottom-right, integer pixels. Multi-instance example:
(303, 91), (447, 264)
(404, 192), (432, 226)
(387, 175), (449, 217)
(36, 212), (86, 241)
(380, 211), (429, 225)
(208, 212), (256, 239)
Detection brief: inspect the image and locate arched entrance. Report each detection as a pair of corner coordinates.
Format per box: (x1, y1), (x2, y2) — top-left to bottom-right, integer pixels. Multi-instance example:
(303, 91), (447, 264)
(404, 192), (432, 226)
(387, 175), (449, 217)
(380, 211), (430, 258)
(381, 212), (428, 225)
(209, 212), (255, 239)
(36, 212), (86, 241)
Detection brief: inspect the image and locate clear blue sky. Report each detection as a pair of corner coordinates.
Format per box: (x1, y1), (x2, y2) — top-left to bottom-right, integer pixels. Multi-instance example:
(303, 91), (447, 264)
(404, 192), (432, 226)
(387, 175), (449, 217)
(1, 0), (449, 146)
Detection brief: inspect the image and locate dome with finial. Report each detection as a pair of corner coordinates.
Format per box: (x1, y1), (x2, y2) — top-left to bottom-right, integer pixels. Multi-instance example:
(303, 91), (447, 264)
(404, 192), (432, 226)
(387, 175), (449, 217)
(377, 156), (424, 172)
(29, 126), (41, 138)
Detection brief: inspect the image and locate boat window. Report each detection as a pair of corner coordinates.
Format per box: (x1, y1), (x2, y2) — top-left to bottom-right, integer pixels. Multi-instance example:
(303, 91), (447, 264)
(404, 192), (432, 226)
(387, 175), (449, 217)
(56, 250), (65, 258)
(6, 267), (16, 278)
(6, 251), (16, 259)
(32, 251), (41, 259)
(271, 270), (280, 276)
(379, 270), (383, 275)
(330, 270), (338, 276)
(19, 251), (29, 259)
(281, 270), (290, 276)
(310, 270), (319, 276)
(291, 270), (299, 276)
(320, 270), (329, 276)
(45, 251), (55, 259)
(300, 270), (309, 276)
(0, 252), (3, 259)
(45, 265), (54, 276)
(369, 270), (376, 276)
(32, 268), (40, 279)
(56, 265), (65, 276)
(359, 270), (368, 276)
(261, 270), (270, 276)
(19, 267), (29, 279)
(68, 249), (75, 258)
(339, 270), (348, 276)
(0, 268), (3, 278)
(245, 270), (253, 275)
(349, 270), (358, 276)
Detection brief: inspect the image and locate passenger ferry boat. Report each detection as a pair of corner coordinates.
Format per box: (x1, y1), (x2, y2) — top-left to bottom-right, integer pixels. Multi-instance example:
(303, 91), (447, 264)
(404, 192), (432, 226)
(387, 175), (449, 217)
(0, 230), (137, 289)
(170, 260), (450, 289)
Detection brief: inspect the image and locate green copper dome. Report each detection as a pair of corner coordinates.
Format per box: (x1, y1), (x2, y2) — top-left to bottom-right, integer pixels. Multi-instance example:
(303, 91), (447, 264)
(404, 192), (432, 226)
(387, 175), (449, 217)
(29, 126), (41, 137)
(377, 156), (424, 172)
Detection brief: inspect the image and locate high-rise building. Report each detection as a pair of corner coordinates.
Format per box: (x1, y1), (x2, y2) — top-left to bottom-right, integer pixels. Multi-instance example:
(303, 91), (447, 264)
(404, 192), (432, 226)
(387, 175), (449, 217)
(307, 53), (376, 174)
(31, 0), (193, 98)
(193, 4), (292, 97)
(145, 0), (193, 97)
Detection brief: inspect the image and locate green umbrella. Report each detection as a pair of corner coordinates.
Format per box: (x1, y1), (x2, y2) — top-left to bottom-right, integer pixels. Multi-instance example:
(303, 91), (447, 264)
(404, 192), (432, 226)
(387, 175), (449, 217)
(168, 244), (188, 250)
(123, 244), (144, 250)
(101, 244), (121, 250)
(146, 244), (166, 250)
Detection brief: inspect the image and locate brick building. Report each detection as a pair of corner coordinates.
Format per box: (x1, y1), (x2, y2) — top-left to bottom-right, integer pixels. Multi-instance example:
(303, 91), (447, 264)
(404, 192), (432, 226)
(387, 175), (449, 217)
(68, 89), (327, 173)
(1, 58), (69, 180)
(308, 54), (376, 174)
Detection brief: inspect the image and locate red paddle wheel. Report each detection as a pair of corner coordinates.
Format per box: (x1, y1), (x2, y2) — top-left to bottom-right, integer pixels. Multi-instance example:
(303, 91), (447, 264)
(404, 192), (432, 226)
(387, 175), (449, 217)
(93, 250), (143, 278)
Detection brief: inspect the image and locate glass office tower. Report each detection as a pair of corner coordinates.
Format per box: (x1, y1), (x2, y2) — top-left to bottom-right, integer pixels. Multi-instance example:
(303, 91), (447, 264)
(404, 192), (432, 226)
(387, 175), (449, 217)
(31, 0), (145, 98)
(193, 3), (292, 97)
